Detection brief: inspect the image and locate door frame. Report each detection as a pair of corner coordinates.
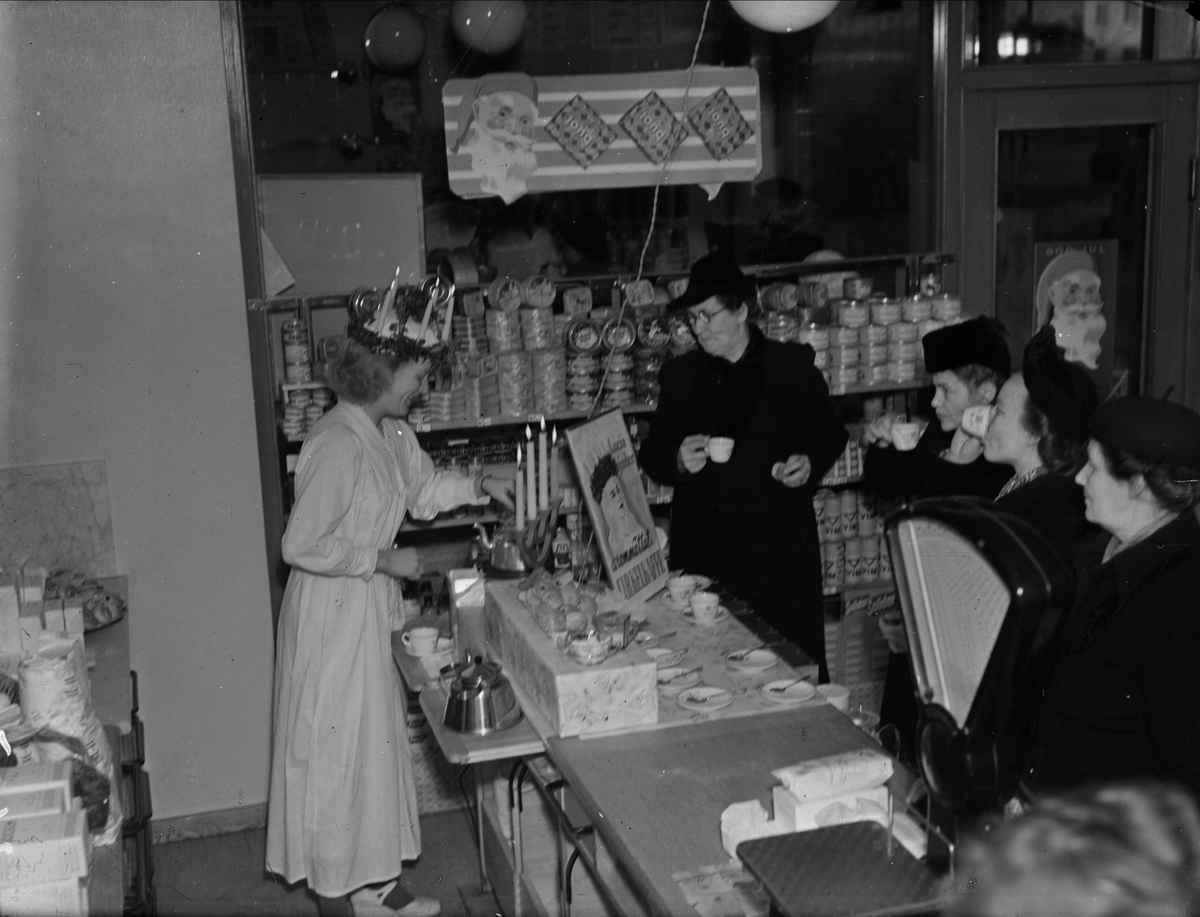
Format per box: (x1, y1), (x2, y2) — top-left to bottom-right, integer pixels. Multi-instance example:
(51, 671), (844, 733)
(939, 0), (1200, 409)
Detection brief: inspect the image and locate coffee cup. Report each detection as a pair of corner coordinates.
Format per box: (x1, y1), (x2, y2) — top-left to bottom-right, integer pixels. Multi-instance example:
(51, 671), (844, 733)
(689, 591), (721, 623)
(707, 437), (734, 463)
(667, 575), (697, 604)
(961, 404), (996, 439)
(402, 626), (440, 655)
(568, 633), (611, 664)
(891, 422), (922, 451)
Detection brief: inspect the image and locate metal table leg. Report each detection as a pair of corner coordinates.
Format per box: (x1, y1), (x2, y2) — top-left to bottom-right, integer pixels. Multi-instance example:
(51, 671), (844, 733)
(475, 766), (491, 893)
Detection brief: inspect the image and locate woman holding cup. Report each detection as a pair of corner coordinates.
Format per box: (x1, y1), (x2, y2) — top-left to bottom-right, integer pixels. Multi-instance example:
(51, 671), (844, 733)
(266, 291), (513, 917)
(639, 251), (848, 678)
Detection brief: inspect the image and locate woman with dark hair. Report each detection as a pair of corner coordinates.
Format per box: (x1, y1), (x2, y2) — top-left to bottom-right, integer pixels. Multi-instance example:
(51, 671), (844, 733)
(981, 325), (1100, 562)
(266, 291), (513, 917)
(1023, 395), (1200, 798)
(638, 250), (847, 678)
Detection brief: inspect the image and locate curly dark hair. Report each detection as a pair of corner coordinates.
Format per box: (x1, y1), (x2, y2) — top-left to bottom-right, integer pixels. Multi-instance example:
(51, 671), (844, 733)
(324, 338), (406, 405)
(1021, 397), (1088, 476)
(1098, 442), (1200, 513)
(590, 454), (620, 503)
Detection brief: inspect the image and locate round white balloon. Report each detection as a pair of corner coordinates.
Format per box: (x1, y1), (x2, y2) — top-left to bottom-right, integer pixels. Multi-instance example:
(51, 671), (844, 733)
(728, 0), (840, 33)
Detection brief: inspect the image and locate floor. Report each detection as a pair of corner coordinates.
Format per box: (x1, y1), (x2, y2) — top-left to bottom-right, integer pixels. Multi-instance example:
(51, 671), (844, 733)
(155, 808), (501, 917)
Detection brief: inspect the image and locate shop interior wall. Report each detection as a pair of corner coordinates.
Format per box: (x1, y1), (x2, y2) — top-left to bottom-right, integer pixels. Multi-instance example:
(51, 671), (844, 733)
(0, 1), (274, 820)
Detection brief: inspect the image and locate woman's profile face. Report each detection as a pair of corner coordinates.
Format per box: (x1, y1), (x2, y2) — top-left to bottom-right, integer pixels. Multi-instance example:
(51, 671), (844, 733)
(380, 358), (431, 419)
(1075, 439), (1137, 531)
(983, 374), (1038, 469)
(601, 477), (626, 518)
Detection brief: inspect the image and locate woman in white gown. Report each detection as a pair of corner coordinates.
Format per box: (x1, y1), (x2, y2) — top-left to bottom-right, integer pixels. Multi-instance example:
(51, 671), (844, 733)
(266, 291), (512, 917)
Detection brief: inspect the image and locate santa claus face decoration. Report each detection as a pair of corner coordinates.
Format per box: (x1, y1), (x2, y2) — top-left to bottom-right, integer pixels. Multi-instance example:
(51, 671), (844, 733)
(451, 74), (540, 205)
(1047, 268), (1106, 370)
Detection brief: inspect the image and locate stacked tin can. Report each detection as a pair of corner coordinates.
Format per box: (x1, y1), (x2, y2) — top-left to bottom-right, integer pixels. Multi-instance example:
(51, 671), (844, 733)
(485, 310), (522, 354)
(597, 317), (637, 411)
(531, 348), (567, 414)
(453, 313), (489, 354)
(282, 388), (308, 441)
(565, 316), (603, 413)
(827, 297), (867, 394)
(496, 351), (534, 416)
(519, 307), (556, 351)
(815, 486), (890, 591)
(282, 317), (312, 385)
(634, 316), (670, 405)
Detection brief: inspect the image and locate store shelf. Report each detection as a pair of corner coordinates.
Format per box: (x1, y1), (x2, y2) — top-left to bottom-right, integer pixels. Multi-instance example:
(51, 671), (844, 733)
(410, 404), (656, 435)
(399, 500), (673, 533)
(823, 578), (896, 597)
(831, 379), (931, 397)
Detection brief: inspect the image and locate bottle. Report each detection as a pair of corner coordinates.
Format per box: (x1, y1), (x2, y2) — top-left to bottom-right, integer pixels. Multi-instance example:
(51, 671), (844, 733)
(552, 526), (571, 571)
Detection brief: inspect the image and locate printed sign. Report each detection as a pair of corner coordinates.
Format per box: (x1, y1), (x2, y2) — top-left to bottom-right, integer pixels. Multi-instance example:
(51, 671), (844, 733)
(443, 67), (761, 203)
(564, 410), (667, 601)
(1033, 239), (1117, 386)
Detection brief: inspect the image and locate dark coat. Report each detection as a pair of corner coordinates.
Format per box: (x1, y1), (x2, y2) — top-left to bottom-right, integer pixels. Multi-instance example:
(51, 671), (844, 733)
(864, 424), (1013, 502)
(639, 326), (848, 671)
(1025, 508), (1200, 798)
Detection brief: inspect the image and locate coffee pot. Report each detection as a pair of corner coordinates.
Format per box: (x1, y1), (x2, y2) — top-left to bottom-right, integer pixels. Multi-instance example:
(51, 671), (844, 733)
(471, 522), (532, 575)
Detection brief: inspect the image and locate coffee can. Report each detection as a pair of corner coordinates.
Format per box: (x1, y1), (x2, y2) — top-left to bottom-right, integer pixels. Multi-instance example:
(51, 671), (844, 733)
(829, 345), (861, 367)
(860, 323), (889, 346)
(857, 493), (877, 537)
(832, 326), (860, 347)
(797, 324), (830, 350)
(844, 537), (865, 585)
(902, 296), (932, 323)
(862, 536), (881, 581)
(821, 490), (843, 541)
(822, 539), (846, 590)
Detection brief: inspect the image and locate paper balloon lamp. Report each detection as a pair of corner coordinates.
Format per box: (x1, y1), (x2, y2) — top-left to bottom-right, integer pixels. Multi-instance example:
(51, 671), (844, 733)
(364, 4), (427, 73)
(451, 0), (529, 55)
(728, 0), (840, 33)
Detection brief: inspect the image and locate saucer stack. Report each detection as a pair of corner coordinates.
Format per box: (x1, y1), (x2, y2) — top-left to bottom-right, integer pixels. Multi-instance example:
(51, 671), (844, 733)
(453, 314), (489, 353)
(531, 348), (567, 414)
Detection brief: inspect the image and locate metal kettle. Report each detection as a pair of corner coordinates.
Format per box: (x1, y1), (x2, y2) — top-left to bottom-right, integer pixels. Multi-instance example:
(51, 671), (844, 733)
(441, 658), (523, 735)
(471, 522), (532, 575)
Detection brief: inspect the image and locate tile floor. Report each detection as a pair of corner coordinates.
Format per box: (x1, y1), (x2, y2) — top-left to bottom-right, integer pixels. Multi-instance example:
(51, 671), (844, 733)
(155, 808), (500, 917)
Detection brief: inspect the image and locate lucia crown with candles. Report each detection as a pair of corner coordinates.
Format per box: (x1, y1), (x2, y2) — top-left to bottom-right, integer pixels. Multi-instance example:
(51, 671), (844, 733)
(347, 276), (453, 364)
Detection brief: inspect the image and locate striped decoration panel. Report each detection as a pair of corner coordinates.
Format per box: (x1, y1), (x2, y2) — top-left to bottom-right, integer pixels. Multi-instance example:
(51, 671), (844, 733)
(443, 67), (761, 200)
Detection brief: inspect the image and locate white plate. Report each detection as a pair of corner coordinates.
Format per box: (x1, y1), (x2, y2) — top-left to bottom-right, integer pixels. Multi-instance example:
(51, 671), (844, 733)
(645, 647), (686, 668)
(681, 606), (730, 626)
(657, 667), (701, 690)
(760, 679), (818, 704)
(405, 637), (453, 658)
(677, 687), (733, 711)
(634, 631), (660, 648)
(725, 648), (779, 672)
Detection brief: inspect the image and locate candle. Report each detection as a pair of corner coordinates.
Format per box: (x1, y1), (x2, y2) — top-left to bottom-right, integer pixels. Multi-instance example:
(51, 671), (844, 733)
(525, 426), (537, 521)
(515, 445), (525, 532)
(441, 290), (455, 343)
(538, 417), (549, 512)
(550, 426), (560, 505)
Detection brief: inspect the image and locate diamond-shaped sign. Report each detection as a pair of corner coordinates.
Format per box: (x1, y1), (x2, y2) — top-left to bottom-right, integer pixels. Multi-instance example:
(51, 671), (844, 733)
(619, 91), (688, 165)
(545, 95), (617, 169)
(687, 87), (754, 161)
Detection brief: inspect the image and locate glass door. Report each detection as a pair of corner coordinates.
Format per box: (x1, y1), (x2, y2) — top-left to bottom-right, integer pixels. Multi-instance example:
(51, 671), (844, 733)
(958, 83), (1197, 402)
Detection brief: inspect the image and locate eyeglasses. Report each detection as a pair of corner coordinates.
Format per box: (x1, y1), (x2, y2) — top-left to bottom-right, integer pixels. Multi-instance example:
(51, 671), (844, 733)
(682, 306), (726, 330)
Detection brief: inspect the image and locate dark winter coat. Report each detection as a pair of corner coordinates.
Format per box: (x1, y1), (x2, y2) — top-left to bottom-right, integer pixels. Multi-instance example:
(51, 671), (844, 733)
(864, 423), (1013, 502)
(639, 325), (848, 672)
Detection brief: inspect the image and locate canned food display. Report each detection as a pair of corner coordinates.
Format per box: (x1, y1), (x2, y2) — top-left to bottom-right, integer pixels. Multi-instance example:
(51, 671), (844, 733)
(843, 277), (873, 301)
(859, 324), (888, 346)
(836, 301), (869, 328)
(930, 293), (962, 322)
(797, 324), (830, 350)
(600, 317), (637, 353)
(902, 295), (932, 323)
(562, 286), (593, 315)
(487, 276), (522, 312)
(636, 317), (671, 350)
(869, 297), (902, 325)
(832, 326), (860, 347)
(566, 317), (603, 354)
(887, 321), (919, 343)
(521, 275), (556, 308)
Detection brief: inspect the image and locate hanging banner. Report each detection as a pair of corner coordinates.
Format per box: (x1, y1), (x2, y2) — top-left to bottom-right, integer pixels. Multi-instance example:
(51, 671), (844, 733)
(443, 67), (762, 204)
(564, 410), (667, 602)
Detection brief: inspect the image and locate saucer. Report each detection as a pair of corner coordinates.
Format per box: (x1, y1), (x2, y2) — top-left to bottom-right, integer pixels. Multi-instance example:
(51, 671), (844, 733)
(760, 679), (818, 704)
(405, 637), (453, 658)
(657, 666), (701, 691)
(645, 647), (686, 668)
(681, 606), (730, 626)
(634, 631), (660, 648)
(724, 648), (779, 672)
(668, 571), (713, 590)
(677, 687), (733, 711)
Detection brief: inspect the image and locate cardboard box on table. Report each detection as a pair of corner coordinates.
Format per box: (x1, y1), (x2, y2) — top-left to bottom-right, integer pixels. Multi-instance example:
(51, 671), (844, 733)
(484, 581), (658, 737)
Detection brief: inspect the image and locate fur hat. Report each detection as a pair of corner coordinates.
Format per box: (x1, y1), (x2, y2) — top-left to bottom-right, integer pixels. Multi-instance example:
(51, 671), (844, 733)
(922, 316), (1011, 379)
(451, 72), (539, 153)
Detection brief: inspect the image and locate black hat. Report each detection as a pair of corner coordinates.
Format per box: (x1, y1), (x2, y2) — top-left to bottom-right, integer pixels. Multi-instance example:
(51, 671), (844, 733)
(1022, 326), (1099, 444)
(1089, 396), (1200, 469)
(666, 250), (756, 312)
(922, 316), (1010, 379)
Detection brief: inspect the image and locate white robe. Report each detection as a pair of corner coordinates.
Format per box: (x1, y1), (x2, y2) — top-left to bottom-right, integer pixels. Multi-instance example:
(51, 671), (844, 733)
(266, 403), (483, 897)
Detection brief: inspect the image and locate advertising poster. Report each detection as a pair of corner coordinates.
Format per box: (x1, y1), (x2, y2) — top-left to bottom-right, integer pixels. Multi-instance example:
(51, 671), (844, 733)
(1032, 239), (1117, 387)
(565, 411), (666, 602)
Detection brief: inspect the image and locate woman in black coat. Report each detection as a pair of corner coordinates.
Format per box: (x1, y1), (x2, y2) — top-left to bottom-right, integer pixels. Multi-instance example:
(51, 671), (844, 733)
(639, 251), (848, 678)
(1023, 396), (1200, 799)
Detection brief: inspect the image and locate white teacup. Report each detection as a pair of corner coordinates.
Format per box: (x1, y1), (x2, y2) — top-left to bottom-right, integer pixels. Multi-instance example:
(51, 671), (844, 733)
(707, 437), (735, 463)
(568, 634), (612, 664)
(891, 422), (922, 451)
(689, 591), (721, 623)
(402, 626), (440, 655)
(961, 404), (996, 439)
(667, 575), (698, 604)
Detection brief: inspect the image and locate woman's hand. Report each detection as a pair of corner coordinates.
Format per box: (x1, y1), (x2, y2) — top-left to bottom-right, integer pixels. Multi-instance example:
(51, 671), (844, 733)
(376, 548), (424, 580)
(942, 427), (985, 465)
(862, 413), (900, 447)
(773, 454), (812, 488)
(879, 611), (908, 654)
(478, 473), (515, 510)
(677, 435), (710, 475)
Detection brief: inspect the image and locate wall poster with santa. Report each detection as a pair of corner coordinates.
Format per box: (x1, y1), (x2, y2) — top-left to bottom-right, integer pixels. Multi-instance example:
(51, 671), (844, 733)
(1032, 239), (1117, 390)
(442, 67), (762, 205)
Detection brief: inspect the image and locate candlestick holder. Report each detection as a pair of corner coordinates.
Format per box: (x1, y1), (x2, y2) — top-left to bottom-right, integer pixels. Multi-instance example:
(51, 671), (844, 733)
(520, 500), (562, 571)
